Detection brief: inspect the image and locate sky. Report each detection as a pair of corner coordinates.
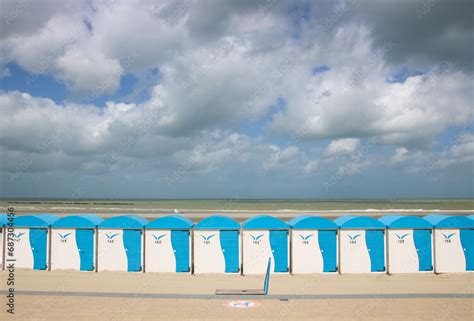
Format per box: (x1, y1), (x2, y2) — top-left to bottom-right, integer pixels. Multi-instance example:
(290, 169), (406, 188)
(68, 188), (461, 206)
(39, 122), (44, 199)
(0, 0), (473, 199)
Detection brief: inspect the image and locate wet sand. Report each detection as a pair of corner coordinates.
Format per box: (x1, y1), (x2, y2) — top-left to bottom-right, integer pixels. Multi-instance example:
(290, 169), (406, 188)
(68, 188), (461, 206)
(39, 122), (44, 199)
(2, 198), (472, 223)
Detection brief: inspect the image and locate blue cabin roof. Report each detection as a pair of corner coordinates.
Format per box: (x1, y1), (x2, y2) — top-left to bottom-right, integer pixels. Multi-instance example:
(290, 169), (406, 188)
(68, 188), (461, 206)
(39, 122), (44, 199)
(146, 216), (194, 229)
(379, 215), (431, 229)
(288, 216), (337, 230)
(423, 214), (474, 228)
(243, 215), (288, 230)
(468, 215), (474, 220)
(0, 214), (8, 227)
(14, 214), (60, 227)
(194, 215), (240, 230)
(53, 214), (104, 228)
(334, 216), (385, 229)
(99, 215), (148, 229)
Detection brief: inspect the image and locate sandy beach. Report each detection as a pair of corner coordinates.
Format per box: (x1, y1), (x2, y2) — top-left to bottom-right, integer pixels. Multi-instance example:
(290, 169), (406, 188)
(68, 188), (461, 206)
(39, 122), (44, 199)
(2, 198), (473, 222)
(1, 199), (473, 319)
(1, 269), (473, 320)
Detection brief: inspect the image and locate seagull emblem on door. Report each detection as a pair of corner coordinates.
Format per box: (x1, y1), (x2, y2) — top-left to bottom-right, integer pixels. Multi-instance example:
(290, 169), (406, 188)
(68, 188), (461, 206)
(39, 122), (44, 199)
(201, 234), (215, 241)
(442, 233), (455, 243)
(153, 234), (167, 241)
(251, 234), (264, 241)
(348, 234), (361, 241)
(441, 233), (455, 239)
(348, 234), (361, 244)
(396, 233), (409, 244)
(105, 233), (119, 239)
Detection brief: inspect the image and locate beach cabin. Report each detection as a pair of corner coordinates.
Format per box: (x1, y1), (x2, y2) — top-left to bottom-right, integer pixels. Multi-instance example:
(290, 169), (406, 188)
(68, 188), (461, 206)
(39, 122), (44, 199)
(145, 216), (193, 273)
(97, 215), (148, 272)
(193, 215), (240, 274)
(379, 215), (433, 274)
(242, 216), (289, 274)
(288, 216), (338, 274)
(424, 214), (474, 273)
(0, 214), (7, 269)
(11, 214), (59, 270)
(334, 216), (386, 274)
(51, 215), (103, 271)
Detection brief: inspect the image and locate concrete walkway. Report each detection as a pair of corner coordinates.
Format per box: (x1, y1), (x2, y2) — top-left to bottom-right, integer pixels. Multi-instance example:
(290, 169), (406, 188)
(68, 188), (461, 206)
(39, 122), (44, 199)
(1, 290), (473, 300)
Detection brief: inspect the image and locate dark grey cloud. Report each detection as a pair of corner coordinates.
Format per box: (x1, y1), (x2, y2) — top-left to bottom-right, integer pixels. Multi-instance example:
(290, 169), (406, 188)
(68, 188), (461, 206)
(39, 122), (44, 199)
(0, 0), (473, 198)
(0, 0), (86, 39)
(352, 0), (474, 71)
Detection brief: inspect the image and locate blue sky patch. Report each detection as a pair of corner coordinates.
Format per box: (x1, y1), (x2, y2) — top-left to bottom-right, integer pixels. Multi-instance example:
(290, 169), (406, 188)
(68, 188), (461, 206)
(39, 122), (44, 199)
(388, 67), (424, 83)
(0, 63), (68, 103)
(312, 65), (330, 75)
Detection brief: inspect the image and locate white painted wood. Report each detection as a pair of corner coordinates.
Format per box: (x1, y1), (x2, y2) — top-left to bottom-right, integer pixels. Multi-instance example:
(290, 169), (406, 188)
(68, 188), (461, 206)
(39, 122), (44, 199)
(51, 228), (81, 271)
(145, 230), (176, 273)
(97, 229), (127, 272)
(434, 229), (466, 273)
(242, 230), (276, 274)
(10, 228), (34, 269)
(291, 230), (324, 273)
(339, 230), (371, 274)
(387, 230), (420, 273)
(193, 230), (225, 273)
(0, 229), (3, 269)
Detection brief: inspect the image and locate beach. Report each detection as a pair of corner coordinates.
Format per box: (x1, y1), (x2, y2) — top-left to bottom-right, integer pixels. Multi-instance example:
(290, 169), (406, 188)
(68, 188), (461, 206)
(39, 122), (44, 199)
(0, 270), (472, 320)
(2, 199), (473, 222)
(1, 198), (473, 320)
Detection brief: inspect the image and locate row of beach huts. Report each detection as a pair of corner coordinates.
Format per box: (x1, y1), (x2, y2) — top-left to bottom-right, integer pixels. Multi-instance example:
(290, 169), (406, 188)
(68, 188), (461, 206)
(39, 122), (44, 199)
(0, 214), (473, 274)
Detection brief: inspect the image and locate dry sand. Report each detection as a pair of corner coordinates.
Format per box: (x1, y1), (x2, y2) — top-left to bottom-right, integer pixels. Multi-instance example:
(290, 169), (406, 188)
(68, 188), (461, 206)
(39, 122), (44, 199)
(1, 270), (473, 320)
(1, 296), (472, 320)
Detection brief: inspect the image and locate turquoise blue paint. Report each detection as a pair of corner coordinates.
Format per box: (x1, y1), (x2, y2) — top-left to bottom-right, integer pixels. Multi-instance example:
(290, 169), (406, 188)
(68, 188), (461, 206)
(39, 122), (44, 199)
(171, 230), (190, 272)
(146, 216), (193, 229)
(365, 230), (385, 272)
(288, 215), (337, 229)
(460, 229), (474, 271)
(243, 215), (288, 230)
(413, 229), (433, 271)
(123, 230), (142, 272)
(220, 231), (240, 273)
(263, 257), (271, 295)
(318, 230), (337, 272)
(75, 229), (95, 271)
(30, 229), (47, 270)
(269, 230), (288, 272)
(53, 215), (103, 228)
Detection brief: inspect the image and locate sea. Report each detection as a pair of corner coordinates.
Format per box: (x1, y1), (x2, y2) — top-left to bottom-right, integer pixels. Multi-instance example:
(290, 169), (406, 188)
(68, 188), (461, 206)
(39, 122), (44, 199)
(1, 198), (473, 216)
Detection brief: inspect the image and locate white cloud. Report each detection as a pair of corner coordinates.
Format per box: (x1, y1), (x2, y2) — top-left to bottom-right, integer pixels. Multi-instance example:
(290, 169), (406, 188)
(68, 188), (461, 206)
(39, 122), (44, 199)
(1, 1), (471, 148)
(436, 133), (474, 169)
(325, 138), (360, 156)
(55, 48), (123, 95)
(263, 145), (300, 171)
(0, 1), (473, 197)
(0, 91), (276, 176)
(388, 130), (474, 174)
(391, 147), (409, 164)
(304, 160), (319, 174)
(3, 13), (88, 74)
(337, 160), (371, 176)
